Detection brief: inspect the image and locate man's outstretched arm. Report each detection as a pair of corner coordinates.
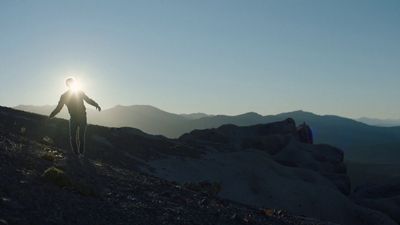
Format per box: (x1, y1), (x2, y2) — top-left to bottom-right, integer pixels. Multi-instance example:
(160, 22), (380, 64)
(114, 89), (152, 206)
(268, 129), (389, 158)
(83, 93), (101, 111)
(49, 96), (64, 119)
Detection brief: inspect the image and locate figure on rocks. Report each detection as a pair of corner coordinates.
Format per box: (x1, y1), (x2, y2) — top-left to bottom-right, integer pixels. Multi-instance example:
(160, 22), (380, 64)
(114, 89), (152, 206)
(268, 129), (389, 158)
(49, 77), (101, 157)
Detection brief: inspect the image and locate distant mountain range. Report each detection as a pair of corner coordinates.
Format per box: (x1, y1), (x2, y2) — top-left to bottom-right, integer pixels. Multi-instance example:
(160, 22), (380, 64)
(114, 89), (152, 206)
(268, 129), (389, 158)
(14, 104), (400, 163)
(357, 117), (400, 127)
(180, 112), (212, 120)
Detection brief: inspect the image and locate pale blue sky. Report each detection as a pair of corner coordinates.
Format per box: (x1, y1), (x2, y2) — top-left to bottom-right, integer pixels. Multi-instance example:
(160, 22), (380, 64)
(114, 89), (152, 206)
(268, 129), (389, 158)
(0, 0), (399, 118)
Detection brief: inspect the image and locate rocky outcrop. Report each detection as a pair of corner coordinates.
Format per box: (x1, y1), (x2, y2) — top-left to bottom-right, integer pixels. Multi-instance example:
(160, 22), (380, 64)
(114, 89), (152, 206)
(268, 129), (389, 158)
(297, 122), (313, 144)
(179, 119), (349, 195)
(180, 118), (299, 154)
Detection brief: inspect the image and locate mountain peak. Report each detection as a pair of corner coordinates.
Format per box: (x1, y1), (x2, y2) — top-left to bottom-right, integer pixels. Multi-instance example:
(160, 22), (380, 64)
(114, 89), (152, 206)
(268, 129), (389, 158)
(239, 112), (263, 117)
(277, 110), (317, 117)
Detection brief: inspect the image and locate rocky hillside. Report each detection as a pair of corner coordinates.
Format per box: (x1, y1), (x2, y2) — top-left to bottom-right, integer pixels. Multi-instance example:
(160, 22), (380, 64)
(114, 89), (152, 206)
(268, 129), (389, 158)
(2, 132), (305, 225)
(0, 107), (338, 225)
(0, 106), (398, 225)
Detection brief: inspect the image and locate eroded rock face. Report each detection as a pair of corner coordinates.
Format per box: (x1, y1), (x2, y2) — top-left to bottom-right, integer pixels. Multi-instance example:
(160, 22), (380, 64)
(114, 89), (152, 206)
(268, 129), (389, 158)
(297, 122), (314, 144)
(178, 119), (350, 196)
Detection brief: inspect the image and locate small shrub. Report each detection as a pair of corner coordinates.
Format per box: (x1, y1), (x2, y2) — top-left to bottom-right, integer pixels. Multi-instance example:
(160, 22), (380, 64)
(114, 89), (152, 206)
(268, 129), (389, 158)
(41, 152), (56, 162)
(42, 167), (97, 197)
(42, 167), (72, 187)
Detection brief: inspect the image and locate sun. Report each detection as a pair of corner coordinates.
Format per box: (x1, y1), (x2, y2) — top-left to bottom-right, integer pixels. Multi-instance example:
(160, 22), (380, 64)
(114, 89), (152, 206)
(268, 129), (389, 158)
(70, 81), (80, 93)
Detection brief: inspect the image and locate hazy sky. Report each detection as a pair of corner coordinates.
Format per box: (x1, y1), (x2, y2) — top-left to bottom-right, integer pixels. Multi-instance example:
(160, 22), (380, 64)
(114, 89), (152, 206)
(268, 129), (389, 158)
(0, 0), (399, 118)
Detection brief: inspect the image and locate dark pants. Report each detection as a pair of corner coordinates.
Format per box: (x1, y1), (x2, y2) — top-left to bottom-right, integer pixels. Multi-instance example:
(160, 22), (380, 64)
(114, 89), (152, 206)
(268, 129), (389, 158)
(69, 116), (87, 155)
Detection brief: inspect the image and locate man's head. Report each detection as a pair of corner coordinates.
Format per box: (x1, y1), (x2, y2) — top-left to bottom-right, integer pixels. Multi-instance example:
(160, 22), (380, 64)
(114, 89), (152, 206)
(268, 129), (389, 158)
(66, 77), (76, 89)
(65, 77), (81, 93)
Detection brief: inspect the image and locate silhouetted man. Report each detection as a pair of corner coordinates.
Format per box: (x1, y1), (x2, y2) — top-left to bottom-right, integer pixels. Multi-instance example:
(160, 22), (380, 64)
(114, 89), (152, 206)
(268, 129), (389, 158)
(49, 77), (101, 157)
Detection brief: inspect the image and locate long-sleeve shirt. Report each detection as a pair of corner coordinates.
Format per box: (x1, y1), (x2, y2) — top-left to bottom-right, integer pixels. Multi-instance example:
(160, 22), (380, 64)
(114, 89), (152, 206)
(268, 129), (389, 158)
(50, 90), (99, 120)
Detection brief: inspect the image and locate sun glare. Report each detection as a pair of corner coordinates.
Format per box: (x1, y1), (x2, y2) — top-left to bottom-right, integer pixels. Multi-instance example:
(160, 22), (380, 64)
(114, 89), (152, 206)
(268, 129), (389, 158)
(70, 81), (80, 93)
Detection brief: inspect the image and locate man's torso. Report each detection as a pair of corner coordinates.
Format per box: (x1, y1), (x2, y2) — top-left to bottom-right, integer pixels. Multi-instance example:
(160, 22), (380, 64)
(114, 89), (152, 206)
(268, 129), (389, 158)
(61, 90), (87, 121)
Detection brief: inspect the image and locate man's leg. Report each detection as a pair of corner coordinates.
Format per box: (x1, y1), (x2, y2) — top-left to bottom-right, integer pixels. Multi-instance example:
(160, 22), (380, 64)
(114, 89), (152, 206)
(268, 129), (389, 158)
(78, 124), (87, 155)
(69, 119), (79, 155)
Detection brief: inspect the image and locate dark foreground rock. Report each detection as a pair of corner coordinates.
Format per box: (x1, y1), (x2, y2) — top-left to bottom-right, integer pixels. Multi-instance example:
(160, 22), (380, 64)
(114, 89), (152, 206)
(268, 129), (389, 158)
(352, 177), (400, 224)
(0, 128), (336, 225)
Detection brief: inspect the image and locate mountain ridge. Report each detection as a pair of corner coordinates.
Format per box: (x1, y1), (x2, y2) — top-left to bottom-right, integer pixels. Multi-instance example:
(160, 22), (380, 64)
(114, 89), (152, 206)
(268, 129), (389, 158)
(13, 104), (400, 164)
